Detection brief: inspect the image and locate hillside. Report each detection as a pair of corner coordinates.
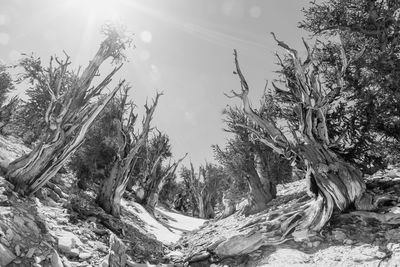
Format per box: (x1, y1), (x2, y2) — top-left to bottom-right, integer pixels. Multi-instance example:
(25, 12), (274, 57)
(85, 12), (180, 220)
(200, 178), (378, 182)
(0, 135), (205, 267)
(2, 134), (400, 266)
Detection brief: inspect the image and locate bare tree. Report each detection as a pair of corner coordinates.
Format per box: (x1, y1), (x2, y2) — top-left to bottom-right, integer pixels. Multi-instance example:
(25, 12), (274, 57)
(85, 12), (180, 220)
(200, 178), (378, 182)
(6, 25), (131, 195)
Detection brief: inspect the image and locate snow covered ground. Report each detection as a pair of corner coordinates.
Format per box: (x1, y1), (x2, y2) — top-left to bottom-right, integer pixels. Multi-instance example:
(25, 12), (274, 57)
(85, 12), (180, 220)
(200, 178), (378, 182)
(122, 199), (206, 244)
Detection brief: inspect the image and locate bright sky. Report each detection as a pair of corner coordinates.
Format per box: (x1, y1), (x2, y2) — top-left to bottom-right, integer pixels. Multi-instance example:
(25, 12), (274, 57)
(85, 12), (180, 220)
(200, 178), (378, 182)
(0, 0), (310, 167)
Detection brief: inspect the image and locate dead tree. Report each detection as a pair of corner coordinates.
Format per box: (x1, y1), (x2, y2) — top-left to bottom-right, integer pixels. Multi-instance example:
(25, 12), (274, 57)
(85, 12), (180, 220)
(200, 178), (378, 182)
(229, 34), (372, 237)
(97, 91), (162, 217)
(6, 27), (130, 195)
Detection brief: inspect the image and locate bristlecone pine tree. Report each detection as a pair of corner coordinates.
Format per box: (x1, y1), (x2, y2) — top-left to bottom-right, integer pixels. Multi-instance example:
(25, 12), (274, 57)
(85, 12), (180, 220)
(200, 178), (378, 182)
(214, 106), (292, 216)
(6, 25), (130, 195)
(132, 131), (187, 211)
(96, 88), (162, 217)
(300, 0), (400, 172)
(229, 33), (380, 239)
(182, 162), (225, 219)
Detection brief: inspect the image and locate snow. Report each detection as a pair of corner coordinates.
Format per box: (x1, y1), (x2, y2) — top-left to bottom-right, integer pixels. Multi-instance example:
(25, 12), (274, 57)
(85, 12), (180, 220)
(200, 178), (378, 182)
(121, 200), (206, 244)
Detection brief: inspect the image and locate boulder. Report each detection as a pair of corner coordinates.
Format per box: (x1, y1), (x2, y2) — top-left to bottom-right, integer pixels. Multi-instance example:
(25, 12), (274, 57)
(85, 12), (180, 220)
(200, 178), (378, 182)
(0, 243), (16, 266)
(51, 250), (64, 267)
(56, 231), (82, 253)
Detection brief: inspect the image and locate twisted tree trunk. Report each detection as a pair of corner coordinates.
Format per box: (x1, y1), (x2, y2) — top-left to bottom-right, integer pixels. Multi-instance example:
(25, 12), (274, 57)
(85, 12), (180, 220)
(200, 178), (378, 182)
(97, 93), (161, 217)
(145, 154), (187, 209)
(7, 31), (128, 195)
(230, 34), (369, 235)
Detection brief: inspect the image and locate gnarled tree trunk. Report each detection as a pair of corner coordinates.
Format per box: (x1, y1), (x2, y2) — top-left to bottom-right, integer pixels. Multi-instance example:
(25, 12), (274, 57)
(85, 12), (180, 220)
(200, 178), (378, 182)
(97, 93), (161, 217)
(145, 154), (187, 210)
(230, 34), (369, 235)
(6, 29), (129, 195)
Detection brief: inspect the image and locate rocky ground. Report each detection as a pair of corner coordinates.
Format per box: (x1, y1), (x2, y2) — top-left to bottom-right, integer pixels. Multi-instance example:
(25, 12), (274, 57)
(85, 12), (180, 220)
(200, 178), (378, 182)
(1, 134), (400, 267)
(173, 167), (400, 267)
(0, 135), (204, 267)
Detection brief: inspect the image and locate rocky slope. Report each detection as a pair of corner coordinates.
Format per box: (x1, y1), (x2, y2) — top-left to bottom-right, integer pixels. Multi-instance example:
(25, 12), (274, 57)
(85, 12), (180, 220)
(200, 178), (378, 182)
(173, 166), (400, 267)
(1, 134), (400, 267)
(0, 135), (204, 267)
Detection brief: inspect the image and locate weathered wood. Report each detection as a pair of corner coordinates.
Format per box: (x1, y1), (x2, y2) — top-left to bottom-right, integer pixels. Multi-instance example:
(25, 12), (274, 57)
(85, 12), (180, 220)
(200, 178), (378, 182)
(229, 34), (369, 235)
(97, 93), (162, 217)
(6, 28), (130, 195)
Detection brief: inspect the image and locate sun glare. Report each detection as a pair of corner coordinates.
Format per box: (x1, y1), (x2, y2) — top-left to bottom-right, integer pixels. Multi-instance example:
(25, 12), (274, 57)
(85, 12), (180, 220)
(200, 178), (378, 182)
(67, 0), (121, 22)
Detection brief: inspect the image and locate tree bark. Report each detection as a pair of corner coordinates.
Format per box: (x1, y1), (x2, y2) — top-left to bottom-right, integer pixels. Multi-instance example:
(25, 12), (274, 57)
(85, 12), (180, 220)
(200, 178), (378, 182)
(139, 154), (186, 210)
(230, 36), (369, 235)
(6, 31), (128, 196)
(97, 93), (161, 217)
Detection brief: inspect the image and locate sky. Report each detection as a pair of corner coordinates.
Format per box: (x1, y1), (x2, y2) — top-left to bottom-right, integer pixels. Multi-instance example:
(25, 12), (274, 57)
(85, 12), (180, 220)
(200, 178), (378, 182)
(0, 0), (311, 168)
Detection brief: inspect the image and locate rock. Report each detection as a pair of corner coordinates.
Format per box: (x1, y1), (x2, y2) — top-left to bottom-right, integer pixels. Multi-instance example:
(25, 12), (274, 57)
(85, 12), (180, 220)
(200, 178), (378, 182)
(0, 243), (16, 266)
(79, 252), (92, 260)
(34, 256), (41, 263)
(13, 215), (25, 228)
(385, 229), (400, 241)
(51, 250), (64, 267)
(344, 239), (354, 245)
(5, 228), (14, 241)
(14, 244), (21, 256)
(389, 207), (400, 214)
(387, 243), (400, 252)
(332, 230), (346, 241)
(69, 248), (80, 257)
(91, 241), (108, 253)
(261, 248), (311, 265)
(57, 231), (82, 253)
(61, 256), (72, 267)
(0, 237), (10, 246)
(26, 247), (36, 258)
(313, 241), (321, 247)
(99, 255), (109, 267)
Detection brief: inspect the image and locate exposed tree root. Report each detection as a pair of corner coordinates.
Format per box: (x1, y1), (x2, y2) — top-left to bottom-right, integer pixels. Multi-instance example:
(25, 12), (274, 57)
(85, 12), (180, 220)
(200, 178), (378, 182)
(199, 189), (400, 262)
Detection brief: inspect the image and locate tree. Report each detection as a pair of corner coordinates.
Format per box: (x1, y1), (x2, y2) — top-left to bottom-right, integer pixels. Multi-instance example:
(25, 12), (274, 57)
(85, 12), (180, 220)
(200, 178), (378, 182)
(159, 174), (184, 208)
(0, 64), (17, 133)
(228, 32), (379, 239)
(69, 93), (123, 190)
(0, 64), (14, 107)
(180, 162), (226, 219)
(132, 144), (187, 211)
(213, 106), (292, 216)
(300, 0), (400, 172)
(6, 24), (131, 195)
(128, 130), (187, 211)
(96, 89), (162, 217)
